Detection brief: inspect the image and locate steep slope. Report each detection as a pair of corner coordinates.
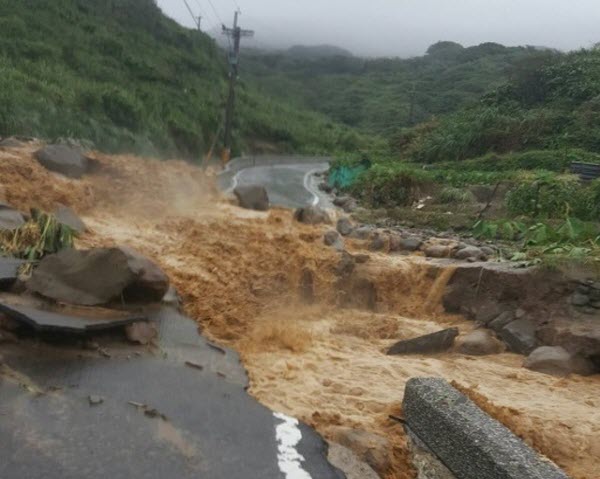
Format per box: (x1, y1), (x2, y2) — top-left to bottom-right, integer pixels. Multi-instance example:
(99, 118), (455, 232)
(0, 0), (368, 158)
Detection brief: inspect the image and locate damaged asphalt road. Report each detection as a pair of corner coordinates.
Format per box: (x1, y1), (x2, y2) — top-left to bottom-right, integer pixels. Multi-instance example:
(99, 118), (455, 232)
(0, 307), (345, 479)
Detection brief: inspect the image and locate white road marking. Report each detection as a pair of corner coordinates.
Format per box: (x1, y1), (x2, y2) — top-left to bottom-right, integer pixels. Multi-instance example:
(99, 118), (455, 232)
(274, 412), (313, 479)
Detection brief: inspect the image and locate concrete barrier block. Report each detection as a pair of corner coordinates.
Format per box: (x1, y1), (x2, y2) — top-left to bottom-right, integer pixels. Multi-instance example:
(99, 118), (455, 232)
(403, 378), (570, 479)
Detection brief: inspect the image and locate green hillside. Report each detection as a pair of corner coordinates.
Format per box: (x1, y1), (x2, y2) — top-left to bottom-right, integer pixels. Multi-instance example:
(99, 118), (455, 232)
(0, 0), (369, 158)
(244, 41), (542, 138)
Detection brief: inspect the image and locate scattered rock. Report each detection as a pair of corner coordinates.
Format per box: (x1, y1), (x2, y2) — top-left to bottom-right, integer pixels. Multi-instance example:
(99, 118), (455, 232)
(391, 236), (422, 252)
(500, 319), (538, 355)
(387, 328), (459, 355)
(27, 246), (169, 306)
(524, 346), (596, 376)
(88, 395), (104, 406)
(125, 321), (158, 345)
(293, 206), (331, 225)
(571, 293), (590, 307)
(333, 196), (352, 208)
(336, 218), (354, 236)
(454, 245), (485, 261)
(0, 137), (23, 148)
(54, 204), (87, 233)
(423, 244), (451, 258)
(352, 254), (370, 264)
(368, 234), (387, 252)
(474, 302), (505, 326)
(34, 145), (89, 178)
(480, 246), (496, 257)
(328, 426), (391, 475)
(324, 230), (341, 246)
(334, 252), (355, 277)
(457, 330), (504, 356)
(0, 203), (25, 231)
(488, 311), (515, 332)
(350, 226), (374, 240)
(233, 185), (269, 211)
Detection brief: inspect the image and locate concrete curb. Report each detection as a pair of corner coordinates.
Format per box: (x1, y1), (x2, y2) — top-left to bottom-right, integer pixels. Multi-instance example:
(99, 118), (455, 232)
(403, 378), (570, 479)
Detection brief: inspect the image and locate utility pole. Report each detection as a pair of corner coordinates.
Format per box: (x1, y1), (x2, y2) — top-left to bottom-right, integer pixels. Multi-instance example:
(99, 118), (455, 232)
(182, 0), (201, 30)
(221, 10), (254, 164)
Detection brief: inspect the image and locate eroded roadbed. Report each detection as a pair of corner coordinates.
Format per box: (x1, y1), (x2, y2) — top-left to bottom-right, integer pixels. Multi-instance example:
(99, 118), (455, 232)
(0, 309), (343, 479)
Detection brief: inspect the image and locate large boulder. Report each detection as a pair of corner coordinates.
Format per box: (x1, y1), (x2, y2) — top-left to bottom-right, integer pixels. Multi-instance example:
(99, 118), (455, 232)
(524, 346), (596, 377)
(27, 246), (169, 306)
(34, 145), (89, 178)
(0, 203), (25, 231)
(387, 328), (459, 355)
(54, 204), (87, 233)
(500, 319), (538, 355)
(457, 330), (504, 356)
(233, 185), (269, 211)
(294, 205), (331, 225)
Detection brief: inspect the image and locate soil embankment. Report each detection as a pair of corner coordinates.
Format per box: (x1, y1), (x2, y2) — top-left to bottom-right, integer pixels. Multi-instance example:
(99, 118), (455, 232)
(1, 144), (599, 479)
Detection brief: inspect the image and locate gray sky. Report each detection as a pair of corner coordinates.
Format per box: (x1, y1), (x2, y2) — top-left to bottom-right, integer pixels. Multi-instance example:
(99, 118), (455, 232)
(157, 0), (600, 57)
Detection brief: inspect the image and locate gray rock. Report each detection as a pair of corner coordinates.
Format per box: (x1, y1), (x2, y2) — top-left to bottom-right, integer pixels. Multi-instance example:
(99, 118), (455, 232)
(454, 245), (485, 261)
(397, 237), (423, 252)
(423, 244), (451, 259)
(488, 311), (515, 332)
(125, 321), (158, 345)
(480, 246), (496, 257)
(457, 330), (504, 356)
(403, 378), (570, 479)
(514, 308), (527, 319)
(0, 137), (23, 148)
(387, 328), (459, 356)
(294, 206), (331, 225)
(233, 185), (269, 211)
(0, 203), (25, 231)
(324, 231), (345, 251)
(500, 319), (538, 355)
(524, 346), (596, 377)
(474, 302), (504, 325)
(333, 196), (352, 208)
(334, 252), (355, 277)
(54, 204), (87, 233)
(327, 443), (380, 479)
(27, 246), (169, 306)
(336, 218), (354, 236)
(34, 145), (89, 178)
(350, 225), (374, 240)
(571, 293), (590, 307)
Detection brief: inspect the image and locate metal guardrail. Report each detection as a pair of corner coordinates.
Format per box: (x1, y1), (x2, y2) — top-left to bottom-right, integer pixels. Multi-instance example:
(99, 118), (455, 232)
(570, 162), (600, 181)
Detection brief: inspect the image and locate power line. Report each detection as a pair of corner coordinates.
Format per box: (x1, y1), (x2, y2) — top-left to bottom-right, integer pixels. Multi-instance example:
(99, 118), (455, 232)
(205, 0), (224, 26)
(182, 0), (201, 30)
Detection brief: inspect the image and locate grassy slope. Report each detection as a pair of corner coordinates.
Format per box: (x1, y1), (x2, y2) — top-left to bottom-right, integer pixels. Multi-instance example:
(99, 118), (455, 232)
(0, 0), (370, 159)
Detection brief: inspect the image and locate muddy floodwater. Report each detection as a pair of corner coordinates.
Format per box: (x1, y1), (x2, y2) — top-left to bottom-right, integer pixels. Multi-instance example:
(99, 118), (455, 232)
(2, 145), (600, 479)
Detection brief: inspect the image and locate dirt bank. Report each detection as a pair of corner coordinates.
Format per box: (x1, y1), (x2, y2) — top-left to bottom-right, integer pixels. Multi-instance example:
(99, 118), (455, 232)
(2, 144), (599, 479)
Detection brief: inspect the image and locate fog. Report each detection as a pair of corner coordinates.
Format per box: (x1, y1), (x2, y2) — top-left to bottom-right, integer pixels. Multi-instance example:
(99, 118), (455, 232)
(157, 0), (600, 57)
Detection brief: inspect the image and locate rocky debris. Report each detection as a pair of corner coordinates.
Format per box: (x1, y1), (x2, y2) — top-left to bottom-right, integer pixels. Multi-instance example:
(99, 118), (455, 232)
(453, 245), (486, 262)
(500, 319), (538, 355)
(125, 321), (158, 345)
(336, 218), (354, 236)
(328, 426), (391, 475)
(481, 246), (496, 257)
(0, 257), (26, 289)
(54, 204), (87, 233)
(0, 137), (24, 148)
(324, 230), (344, 251)
(457, 330), (504, 356)
(571, 293), (589, 307)
(488, 311), (515, 332)
(34, 145), (89, 178)
(368, 234), (387, 252)
(233, 185), (269, 211)
(27, 246), (169, 306)
(524, 346), (596, 377)
(88, 395), (105, 406)
(537, 317), (600, 358)
(0, 203), (25, 231)
(387, 328), (459, 356)
(390, 236), (422, 253)
(350, 225), (374, 240)
(294, 205), (331, 225)
(352, 254), (370, 264)
(423, 244), (452, 258)
(327, 443), (380, 479)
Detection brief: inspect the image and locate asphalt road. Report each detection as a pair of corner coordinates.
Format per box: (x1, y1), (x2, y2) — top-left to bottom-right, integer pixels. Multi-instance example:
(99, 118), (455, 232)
(0, 308), (345, 479)
(219, 156), (332, 209)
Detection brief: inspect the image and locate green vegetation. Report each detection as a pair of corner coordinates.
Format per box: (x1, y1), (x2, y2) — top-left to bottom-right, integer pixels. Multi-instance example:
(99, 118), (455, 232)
(0, 0), (371, 158)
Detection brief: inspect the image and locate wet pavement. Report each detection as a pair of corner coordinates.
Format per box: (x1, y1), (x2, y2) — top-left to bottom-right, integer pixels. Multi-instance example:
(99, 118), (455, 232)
(0, 307), (345, 479)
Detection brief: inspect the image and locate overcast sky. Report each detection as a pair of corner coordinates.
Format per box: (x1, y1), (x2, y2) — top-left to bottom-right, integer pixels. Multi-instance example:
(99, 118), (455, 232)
(157, 0), (600, 57)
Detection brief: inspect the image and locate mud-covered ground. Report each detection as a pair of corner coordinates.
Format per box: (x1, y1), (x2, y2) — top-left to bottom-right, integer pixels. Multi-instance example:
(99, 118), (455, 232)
(2, 144), (599, 479)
